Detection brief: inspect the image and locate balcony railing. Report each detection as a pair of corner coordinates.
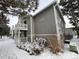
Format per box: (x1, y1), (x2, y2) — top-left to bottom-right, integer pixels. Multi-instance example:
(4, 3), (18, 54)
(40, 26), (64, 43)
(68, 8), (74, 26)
(16, 24), (28, 30)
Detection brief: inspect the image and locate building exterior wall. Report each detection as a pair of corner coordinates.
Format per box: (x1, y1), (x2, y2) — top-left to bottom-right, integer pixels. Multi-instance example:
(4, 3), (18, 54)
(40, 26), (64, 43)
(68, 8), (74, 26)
(27, 18), (31, 36)
(33, 5), (64, 51)
(14, 16), (29, 44)
(34, 5), (57, 35)
(12, 4), (65, 51)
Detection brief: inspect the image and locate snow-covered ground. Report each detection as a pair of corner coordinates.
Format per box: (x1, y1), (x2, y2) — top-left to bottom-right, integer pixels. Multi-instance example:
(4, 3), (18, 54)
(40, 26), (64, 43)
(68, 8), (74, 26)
(0, 38), (79, 59)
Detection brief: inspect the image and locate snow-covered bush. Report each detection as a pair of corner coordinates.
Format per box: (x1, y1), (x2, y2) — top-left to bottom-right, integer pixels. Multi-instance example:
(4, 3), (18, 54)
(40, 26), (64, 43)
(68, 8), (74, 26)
(17, 42), (24, 49)
(17, 37), (48, 55)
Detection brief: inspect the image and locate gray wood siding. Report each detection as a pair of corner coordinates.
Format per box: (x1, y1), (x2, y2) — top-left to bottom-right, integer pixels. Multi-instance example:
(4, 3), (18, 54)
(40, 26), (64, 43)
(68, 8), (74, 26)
(34, 5), (56, 34)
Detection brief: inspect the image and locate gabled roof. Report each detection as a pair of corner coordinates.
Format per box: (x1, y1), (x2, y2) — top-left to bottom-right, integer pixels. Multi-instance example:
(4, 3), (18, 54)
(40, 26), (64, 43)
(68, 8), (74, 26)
(32, 0), (56, 16)
(31, 1), (65, 23)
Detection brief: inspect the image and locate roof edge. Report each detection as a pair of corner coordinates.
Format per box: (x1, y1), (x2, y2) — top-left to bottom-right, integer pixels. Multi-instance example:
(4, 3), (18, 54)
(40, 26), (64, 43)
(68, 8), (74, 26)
(32, 1), (56, 17)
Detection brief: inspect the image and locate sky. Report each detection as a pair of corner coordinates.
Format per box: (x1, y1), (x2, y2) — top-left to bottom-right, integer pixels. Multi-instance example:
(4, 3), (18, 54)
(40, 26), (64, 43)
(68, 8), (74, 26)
(7, 15), (18, 28)
(8, 0), (73, 28)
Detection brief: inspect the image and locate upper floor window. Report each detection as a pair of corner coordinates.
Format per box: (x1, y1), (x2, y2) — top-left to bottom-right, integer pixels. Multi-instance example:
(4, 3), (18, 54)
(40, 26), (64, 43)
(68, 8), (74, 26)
(24, 20), (27, 24)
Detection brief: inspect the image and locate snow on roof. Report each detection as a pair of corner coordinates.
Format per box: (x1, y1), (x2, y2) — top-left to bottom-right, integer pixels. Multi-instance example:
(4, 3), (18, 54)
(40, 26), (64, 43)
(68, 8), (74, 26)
(29, 0), (65, 23)
(30, 0), (56, 16)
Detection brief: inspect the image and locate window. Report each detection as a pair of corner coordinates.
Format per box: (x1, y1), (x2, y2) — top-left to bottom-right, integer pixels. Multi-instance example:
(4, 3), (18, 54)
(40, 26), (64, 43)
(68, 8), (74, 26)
(24, 20), (27, 24)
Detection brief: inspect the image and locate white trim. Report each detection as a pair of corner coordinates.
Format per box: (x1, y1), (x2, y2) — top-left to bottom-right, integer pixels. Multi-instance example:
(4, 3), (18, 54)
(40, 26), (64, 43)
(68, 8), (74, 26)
(54, 5), (60, 40)
(30, 16), (33, 42)
(27, 34), (57, 36)
(54, 5), (62, 49)
(35, 34), (57, 36)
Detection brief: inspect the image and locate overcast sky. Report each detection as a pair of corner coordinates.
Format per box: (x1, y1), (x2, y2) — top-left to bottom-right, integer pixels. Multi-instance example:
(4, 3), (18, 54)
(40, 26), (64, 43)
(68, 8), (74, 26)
(8, 0), (73, 28)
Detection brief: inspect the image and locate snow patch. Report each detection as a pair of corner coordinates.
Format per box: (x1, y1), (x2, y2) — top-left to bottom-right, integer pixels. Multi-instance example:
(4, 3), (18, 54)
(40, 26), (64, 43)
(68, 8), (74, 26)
(0, 38), (79, 59)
